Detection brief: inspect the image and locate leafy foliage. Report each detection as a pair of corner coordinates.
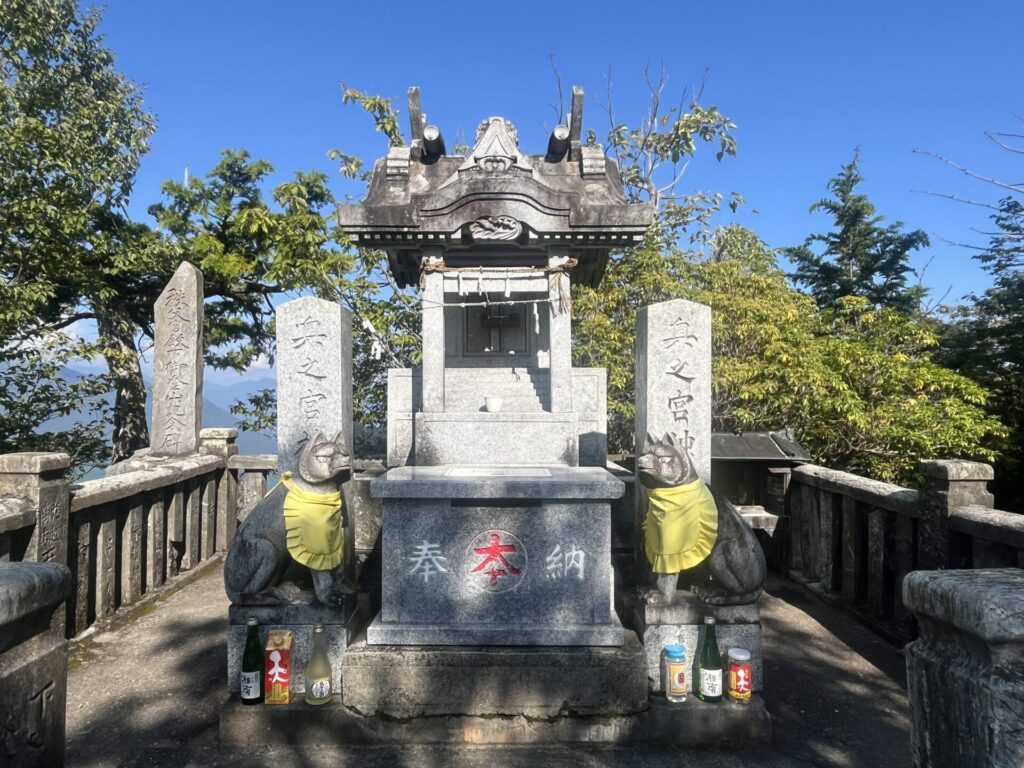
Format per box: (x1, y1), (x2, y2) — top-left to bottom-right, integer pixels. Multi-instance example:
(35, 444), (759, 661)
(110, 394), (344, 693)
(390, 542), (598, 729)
(785, 151), (929, 313)
(0, 0), (156, 467)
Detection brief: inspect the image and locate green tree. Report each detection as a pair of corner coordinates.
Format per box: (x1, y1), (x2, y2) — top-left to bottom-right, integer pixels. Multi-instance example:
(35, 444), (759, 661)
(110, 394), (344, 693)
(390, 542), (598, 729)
(576, 225), (1004, 484)
(0, 0), (155, 467)
(785, 151), (929, 313)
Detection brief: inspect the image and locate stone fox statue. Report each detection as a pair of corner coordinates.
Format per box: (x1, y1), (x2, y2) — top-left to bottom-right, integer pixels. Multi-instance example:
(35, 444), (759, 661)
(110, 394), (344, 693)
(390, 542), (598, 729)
(225, 431), (353, 606)
(637, 432), (765, 606)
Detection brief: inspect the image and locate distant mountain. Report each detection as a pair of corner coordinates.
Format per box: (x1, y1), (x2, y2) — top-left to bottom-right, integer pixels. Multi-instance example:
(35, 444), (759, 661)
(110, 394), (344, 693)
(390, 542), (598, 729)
(37, 367), (277, 476)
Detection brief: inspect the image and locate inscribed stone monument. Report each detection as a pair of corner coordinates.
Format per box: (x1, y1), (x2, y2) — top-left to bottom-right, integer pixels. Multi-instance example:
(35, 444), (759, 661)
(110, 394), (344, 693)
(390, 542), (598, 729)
(276, 297), (352, 474)
(151, 262), (204, 457)
(635, 299), (712, 481)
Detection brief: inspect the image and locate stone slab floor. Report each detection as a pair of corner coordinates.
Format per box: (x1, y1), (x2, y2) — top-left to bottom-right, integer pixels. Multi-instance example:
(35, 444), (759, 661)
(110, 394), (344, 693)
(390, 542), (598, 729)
(65, 566), (910, 768)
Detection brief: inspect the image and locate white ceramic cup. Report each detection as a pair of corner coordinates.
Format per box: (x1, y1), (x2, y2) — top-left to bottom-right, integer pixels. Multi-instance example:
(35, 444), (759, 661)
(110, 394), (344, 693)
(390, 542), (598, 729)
(484, 396), (504, 413)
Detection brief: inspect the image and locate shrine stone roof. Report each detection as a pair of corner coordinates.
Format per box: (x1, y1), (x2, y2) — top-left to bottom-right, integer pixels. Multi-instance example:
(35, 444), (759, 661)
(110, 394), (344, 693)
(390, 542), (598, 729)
(336, 87), (654, 288)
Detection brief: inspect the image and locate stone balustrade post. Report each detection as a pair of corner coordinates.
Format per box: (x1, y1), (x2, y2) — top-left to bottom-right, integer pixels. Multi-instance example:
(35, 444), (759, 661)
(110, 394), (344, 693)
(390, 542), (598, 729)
(200, 428), (239, 552)
(904, 569), (1024, 768)
(0, 561), (73, 768)
(917, 460), (994, 571)
(0, 453), (71, 634)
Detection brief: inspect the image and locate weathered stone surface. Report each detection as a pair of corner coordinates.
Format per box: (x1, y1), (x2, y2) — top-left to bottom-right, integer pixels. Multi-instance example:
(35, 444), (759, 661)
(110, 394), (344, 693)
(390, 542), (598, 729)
(388, 367), (607, 467)
(368, 484), (622, 645)
(0, 561), (71, 768)
(220, 691), (771, 747)
(414, 412), (579, 466)
(620, 591), (764, 693)
(371, 465), (624, 500)
(635, 299), (712, 482)
(0, 562), (72, 651)
(225, 598), (367, 694)
(904, 568), (1024, 768)
(0, 453), (71, 583)
(276, 297), (352, 475)
(343, 631), (648, 718)
(152, 262), (204, 456)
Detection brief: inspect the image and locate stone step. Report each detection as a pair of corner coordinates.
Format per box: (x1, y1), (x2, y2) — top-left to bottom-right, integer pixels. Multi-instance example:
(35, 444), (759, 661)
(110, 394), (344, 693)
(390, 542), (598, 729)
(444, 395), (548, 412)
(445, 369), (550, 383)
(445, 382), (549, 397)
(219, 693), (772, 747)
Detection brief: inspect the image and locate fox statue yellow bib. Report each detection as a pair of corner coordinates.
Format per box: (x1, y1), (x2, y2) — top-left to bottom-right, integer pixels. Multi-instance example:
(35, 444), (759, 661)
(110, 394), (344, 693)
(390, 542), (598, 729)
(279, 473), (344, 570)
(643, 479), (718, 573)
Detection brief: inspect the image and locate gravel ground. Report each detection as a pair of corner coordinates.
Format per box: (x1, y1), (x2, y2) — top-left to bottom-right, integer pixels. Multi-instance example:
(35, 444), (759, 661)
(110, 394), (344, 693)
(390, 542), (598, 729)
(65, 567), (910, 768)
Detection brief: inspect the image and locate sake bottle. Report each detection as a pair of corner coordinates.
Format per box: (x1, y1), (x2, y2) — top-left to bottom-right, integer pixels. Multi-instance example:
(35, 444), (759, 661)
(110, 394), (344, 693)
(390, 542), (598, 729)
(240, 617), (263, 705)
(304, 623), (333, 705)
(697, 616), (723, 703)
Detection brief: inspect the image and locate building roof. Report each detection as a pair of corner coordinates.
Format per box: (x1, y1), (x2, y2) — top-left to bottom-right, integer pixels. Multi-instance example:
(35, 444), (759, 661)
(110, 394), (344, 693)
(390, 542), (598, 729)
(711, 431), (812, 462)
(336, 87), (653, 288)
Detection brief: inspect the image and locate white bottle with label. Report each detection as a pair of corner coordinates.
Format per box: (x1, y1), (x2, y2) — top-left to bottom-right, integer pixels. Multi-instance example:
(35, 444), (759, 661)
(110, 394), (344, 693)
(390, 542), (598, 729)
(304, 623), (333, 705)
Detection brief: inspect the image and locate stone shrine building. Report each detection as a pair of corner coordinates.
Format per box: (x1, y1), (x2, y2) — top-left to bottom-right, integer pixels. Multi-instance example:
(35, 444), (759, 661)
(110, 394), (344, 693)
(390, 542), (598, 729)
(338, 87), (653, 646)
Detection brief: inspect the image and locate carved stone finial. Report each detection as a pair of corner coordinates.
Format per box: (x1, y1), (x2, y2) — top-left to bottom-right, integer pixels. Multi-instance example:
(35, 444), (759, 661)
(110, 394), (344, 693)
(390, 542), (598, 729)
(475, 116), (518, 146)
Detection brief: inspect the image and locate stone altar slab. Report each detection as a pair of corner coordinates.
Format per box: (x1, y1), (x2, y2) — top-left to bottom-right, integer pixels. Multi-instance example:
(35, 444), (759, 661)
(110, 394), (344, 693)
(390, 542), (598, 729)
(414, 412), (579, 466)
(367, 466), (624, 646)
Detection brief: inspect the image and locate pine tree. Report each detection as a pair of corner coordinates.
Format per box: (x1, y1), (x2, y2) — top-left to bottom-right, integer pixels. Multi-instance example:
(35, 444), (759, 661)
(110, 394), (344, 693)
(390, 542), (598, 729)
(786, 151), (929, 313)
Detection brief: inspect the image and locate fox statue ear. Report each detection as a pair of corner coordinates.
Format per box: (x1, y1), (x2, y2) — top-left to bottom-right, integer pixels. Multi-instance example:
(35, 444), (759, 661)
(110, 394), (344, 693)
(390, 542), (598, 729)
(664, 432), (685, 452)
(332, 429), (346, 446)
(644, 431), (659, 451)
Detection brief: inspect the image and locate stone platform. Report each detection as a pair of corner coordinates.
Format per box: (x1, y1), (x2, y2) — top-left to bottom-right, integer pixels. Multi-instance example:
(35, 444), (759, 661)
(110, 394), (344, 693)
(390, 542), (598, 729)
(226, 596), (369, 694)
(619, 590), (764, 693)
(220, 693), (771, 747)
(368, 466), (624, 646)
(342, 631), (648, 718)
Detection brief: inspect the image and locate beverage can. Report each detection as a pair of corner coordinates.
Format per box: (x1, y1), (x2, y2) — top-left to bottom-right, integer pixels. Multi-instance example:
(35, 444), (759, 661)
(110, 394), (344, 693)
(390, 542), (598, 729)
(264, 630), (293, 705)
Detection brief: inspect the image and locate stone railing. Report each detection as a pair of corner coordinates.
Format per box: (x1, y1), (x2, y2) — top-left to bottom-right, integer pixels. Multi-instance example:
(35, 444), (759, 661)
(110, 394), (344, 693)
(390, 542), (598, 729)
(229, 453), (277, 521)
(780, 459), (1012, 642)
(0, 429), (244, 639)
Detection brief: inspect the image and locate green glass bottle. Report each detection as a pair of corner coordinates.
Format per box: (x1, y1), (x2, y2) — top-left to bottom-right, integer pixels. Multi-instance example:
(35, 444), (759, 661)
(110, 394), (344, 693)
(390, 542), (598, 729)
(697, 616), (723, 703)
(240, 617), (263, 705)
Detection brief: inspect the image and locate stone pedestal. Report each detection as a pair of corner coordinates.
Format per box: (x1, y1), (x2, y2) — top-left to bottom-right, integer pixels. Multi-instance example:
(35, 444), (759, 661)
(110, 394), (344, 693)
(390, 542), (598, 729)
(343, 631), (648, 718)
(620, 590), (764, 693)
(0, 562), (72, 768)
(226, 597), (368, 694)
(904, 568), (1024, 768)
(220, 690), (772, 747)
(367, 466), (624, 646)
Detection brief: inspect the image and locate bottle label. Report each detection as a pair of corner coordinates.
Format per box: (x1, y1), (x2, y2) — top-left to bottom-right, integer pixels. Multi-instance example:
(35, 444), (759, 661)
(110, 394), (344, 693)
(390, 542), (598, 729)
(729, 662), (753, 700)
(308, 677), (331, 700)
(240, 671), (260, 700)
(667, 661), (688, 696)
(700, 668), (722, 697)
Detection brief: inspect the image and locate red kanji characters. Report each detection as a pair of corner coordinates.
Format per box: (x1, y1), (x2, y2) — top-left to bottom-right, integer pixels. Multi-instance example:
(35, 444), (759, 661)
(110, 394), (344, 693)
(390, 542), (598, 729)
(471, 533), (521, 586)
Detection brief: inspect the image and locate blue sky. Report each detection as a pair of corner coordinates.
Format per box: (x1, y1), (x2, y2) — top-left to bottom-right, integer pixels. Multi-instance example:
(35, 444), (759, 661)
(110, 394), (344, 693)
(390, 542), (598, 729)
(92, 1), (1022, 331)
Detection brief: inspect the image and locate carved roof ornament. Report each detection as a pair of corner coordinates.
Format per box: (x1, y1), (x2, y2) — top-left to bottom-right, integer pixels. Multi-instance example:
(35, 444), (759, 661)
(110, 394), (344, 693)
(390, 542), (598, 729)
(458, 117), (532, 176)
(336, 86), (654, 289)
(468, 216), (522, 241)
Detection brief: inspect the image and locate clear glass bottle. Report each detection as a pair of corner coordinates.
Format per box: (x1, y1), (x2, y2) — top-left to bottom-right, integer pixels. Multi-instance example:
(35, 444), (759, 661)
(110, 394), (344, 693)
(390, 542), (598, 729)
(304, 623), (333, 705)
(661, 643), (688, 703)
(697, 616), (723, 703)
(240, 617), (263, 705)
